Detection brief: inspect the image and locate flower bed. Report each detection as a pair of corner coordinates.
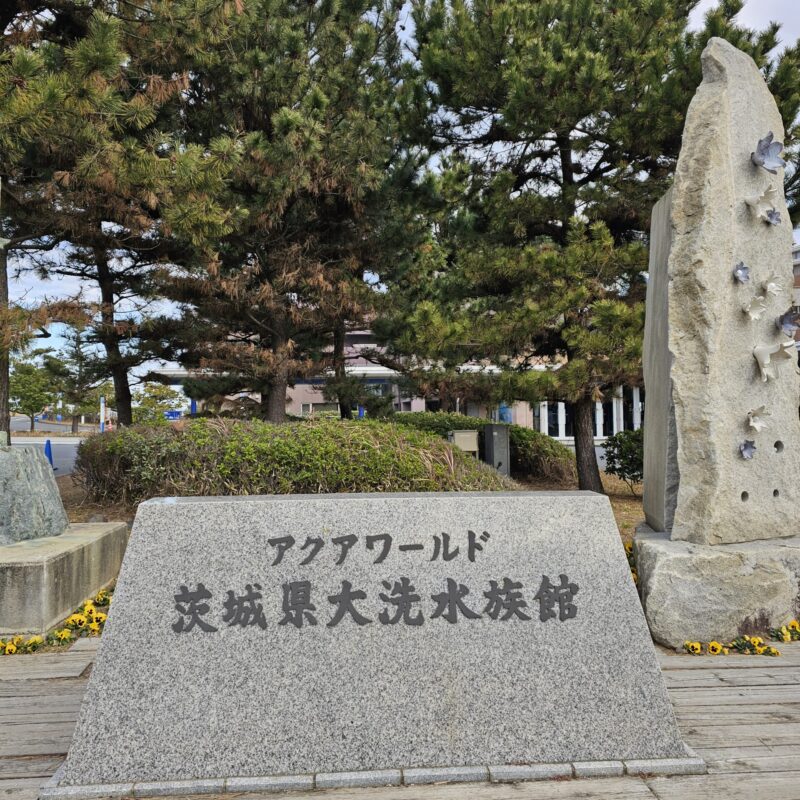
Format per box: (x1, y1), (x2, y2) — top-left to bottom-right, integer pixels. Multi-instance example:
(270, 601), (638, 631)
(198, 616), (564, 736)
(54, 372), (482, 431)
(0, 588), (113, 655)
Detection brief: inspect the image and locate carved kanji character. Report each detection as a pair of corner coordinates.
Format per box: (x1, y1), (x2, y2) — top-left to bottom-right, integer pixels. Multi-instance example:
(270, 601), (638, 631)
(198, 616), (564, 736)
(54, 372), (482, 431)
(378, 578), (424, 626)
(173, 583), (218, 633)
(279, 581), (318, 628)
(327, 581), (372, 627)
(483, 578), (531, 621)
(534, 574), (579, 622)
(430, 578), (481, 624)
(222, 583), (268, 629)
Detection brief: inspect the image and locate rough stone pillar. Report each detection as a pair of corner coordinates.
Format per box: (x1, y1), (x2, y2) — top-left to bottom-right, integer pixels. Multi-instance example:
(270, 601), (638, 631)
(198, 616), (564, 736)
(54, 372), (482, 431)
(637, 38), (800, 647)
(0, 445), (68, 545)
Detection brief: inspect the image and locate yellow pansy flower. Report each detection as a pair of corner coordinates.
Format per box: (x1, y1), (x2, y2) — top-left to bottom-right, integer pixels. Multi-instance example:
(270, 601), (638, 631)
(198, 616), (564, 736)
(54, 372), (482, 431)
(707, 641), (722, 655)
(4, 642), (17, 655)
(92, 612), (107, 624)
(55, 629), (72, 642)
(789, 620), (800, 632)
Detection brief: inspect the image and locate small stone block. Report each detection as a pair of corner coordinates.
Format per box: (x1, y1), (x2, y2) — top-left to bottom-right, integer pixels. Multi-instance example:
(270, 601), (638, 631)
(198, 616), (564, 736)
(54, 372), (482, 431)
(403, 766), (489, 785)
(625, 757), (706, 776)
(40, 785), (134, 800)
(489, 764), (572, 783)
(133, 779), (224, 797)
(316, 770), (402, 789)
(225, 775), (314, 793)
(573, 761), (624, 778)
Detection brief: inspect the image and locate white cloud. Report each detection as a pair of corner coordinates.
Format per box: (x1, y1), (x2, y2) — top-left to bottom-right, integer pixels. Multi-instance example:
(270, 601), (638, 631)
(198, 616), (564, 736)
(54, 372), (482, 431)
(691, 0), (800, 48)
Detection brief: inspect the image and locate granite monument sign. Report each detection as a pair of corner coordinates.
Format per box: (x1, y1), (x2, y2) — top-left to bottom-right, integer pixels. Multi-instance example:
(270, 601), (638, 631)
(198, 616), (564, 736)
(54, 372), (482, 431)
(46, 492), (700, 797)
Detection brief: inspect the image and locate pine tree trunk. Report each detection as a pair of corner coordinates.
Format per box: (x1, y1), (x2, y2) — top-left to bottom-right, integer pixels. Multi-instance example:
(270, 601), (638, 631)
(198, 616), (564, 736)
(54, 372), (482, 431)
(262, 376), (287, 423)
(334, 322), (352, 420)
(261, 319), (288, 424)
(29, 414), (35, 432)
(71, 414), (80, 434)
(95, 248), (133, 426)
(573, 396), (604, 493)
(0, 247), (10, 445)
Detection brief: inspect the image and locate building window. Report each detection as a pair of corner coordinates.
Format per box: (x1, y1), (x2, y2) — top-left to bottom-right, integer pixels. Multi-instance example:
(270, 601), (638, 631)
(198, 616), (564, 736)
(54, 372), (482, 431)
(547, 403), (559, 437)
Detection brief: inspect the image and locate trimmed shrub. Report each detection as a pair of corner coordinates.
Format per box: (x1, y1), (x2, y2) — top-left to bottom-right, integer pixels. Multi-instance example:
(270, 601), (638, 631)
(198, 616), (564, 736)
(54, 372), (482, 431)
(602, 427), (644, 493)
(392, 411), (576, 483)
(74, 418), (517, 504)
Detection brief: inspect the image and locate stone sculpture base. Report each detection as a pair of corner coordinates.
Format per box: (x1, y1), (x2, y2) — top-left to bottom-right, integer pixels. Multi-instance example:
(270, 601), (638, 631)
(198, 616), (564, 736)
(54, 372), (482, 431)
(635, 525), (800, 648)
(0, 523), (129, 635)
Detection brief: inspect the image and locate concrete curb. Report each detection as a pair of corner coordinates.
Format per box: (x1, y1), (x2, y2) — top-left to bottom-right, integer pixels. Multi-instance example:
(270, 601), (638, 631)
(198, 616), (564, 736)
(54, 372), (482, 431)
(38, 757), (707, 798)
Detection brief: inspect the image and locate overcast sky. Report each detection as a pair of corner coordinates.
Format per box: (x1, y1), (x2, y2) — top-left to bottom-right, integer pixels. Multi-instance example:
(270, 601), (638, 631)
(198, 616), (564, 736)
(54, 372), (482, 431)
(10, 0), (800, 311)
(691, 0), (800, 46)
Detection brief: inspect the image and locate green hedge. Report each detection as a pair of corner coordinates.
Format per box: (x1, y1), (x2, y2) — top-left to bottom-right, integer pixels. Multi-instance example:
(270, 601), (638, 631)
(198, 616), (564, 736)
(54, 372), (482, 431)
(392, 412), (576, 483)
(74, 418), (517, 504)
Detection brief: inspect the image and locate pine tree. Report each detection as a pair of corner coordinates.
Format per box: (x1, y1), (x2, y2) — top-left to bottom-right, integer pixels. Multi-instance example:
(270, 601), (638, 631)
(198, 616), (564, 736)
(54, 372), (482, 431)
(162, 0), (420, 423)
(389, 0), (800, 491)
(1, 3), (239, 428)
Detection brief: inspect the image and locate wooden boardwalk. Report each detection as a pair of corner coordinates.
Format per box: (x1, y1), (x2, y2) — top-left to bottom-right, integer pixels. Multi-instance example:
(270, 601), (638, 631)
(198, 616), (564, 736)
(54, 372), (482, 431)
(2, 639), (799, 800)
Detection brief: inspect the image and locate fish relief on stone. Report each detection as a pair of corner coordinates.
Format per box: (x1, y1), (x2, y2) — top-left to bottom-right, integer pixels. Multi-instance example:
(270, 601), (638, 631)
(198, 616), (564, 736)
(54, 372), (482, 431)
(739, 440), (757, 460)
(747, 406), (771, 433)
(777, 309), (800, 337)
(753, 341), (796, 382)
(742, 294), (767, 321)
(745, 185), (782, 225)
(751, 132), (787, 174)
(761, 274), (782, 296)
(733, 262), (751, 283)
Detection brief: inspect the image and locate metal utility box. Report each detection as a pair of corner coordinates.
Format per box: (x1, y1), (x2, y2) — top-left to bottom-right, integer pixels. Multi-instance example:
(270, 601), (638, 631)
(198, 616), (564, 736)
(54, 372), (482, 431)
(484, 423), (510, 476)
(447, 429), (479, 457)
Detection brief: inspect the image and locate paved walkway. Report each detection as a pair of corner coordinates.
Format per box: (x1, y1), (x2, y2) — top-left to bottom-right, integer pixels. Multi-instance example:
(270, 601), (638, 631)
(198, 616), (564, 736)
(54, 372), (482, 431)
(2, 638), (799, 799)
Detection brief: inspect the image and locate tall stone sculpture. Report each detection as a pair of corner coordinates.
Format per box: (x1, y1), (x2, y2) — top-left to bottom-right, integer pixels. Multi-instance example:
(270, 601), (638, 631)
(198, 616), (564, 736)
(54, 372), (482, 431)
(637, 38), (800, 647)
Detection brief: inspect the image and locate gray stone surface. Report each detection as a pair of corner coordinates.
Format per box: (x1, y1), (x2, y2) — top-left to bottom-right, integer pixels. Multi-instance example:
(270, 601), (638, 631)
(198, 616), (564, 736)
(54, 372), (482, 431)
(0, 522), (129, 635)
(316, 770), (401, 789)
(40, 784), (134, 800)
(225, 775), (313, 793)
(572, 761), (624, 778)
(488, 764), (572, 782)
(636, 525), (800, 648)
(58, 493), (687, 788)
(403, 766), (488, 785)
(642, 189), (679, 534)
(0, 445), (68, 545)
(624, 757), (706, 776)
(133, 780), (224, 797)
(663, 38), (800, 545)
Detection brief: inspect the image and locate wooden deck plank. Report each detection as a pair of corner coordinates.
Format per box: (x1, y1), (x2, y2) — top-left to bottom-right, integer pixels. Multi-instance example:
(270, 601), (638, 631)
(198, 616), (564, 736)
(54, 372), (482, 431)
(0, 655), (93, 682)
(0, 776), (48, 800)
(646, 770), (800, 800)
(663, 667), (800, 688)
(0, 757), (63, 780)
